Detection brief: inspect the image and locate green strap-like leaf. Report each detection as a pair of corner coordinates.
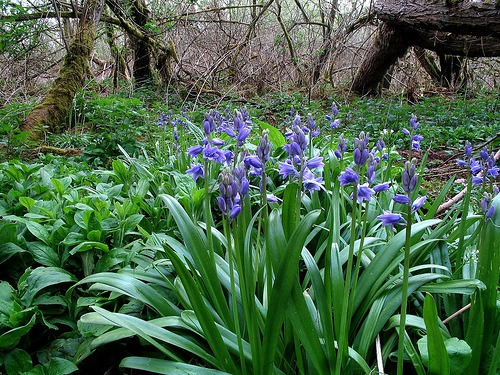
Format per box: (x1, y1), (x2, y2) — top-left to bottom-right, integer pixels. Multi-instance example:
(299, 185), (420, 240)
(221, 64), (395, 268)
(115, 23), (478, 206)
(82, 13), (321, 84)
(423, 293), (450, 375)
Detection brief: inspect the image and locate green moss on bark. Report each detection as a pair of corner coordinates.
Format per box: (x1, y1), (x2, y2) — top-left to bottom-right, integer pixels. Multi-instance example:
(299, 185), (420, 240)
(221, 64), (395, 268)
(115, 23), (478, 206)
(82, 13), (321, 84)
(20, 0), (102, 139)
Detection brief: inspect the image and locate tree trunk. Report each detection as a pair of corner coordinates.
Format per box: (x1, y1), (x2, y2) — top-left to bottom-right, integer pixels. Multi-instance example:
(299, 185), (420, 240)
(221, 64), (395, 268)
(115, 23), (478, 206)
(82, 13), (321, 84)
(375, 0), (500, 38)
(20, 0), (104, 139)
(105, 22), (129, 88)
(130, 0), (151, 84)
(352, 0), (500, 96)
(351, 23), (410, 96)
(311, 0), (337, 85)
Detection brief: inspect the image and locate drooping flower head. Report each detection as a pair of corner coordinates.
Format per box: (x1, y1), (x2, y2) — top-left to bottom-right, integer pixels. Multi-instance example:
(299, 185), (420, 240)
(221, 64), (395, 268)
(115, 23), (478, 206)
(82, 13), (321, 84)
(354, 131), (370, 166)
(257, 129), (271, 164)
(377, 211), (405, 230)
(203, 112), (216, 136)
(402, 159), (418, 194)
(186, 163), (204, 181)
(334, 136), (347, 159)
(339, 167), (359, 186)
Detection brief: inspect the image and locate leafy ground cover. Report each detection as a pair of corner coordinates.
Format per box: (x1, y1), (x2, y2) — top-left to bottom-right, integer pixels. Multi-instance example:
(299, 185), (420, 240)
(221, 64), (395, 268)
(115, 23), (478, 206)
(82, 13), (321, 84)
(0, 90), (499, 374)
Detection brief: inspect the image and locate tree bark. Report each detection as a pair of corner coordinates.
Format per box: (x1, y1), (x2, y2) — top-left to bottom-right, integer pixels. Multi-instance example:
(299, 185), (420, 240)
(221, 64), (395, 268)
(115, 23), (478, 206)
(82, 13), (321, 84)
(20, 0), (104, 139)
(352, 0), (500, 96)
(351, 23), (411, 96)
(375, 0), (500, 38)
(130, 0), (151, 84)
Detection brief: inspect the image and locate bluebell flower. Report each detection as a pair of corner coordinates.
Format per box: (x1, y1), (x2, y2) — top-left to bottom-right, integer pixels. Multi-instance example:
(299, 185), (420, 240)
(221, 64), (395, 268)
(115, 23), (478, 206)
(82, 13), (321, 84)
(402, 128), (410, 136)
(357, 183), (375, 203)
(230, 205), (241, 219)
(211, 138), (225, 146)
(284, 142), (302, 158)
(465, 141), (472, 158)
(373, 182), (390, 192)
(377, 211), (405, 229)
(354, 132), (370, 166)
(393, 194), (411, 205)
(412, 135), (424, 151)
(411, 196), (427, 212)
(480, 147), (489, 161)
(481, 193), (496, 219)
(187, 145), (203, 158)
(486, 205), (495, 219)
(456, 159), (468, 167)
(472, 176), (483, 185)
(237, 127), (251, 146)
(303, 178), (323, 193)
(339, 168), (359, 186)
(487, 155), (499, 178)
(402, 160), (418, 193)
(244, 155), (263, 169)
(335, 136), (347, 159)
(267, 194), (278, 203)
(330, 119), (340, 129)
(306, 156), (324, 169)
(331, 103), (339, 117)
(278, 160), (299, 179)
(204, 146), (226, 163)
(203, 113), (215, 136)
(376, 139), (385, 152)
(470, 159), (482, 175)
(257, 130), (270, 163)
(224, 150), (234, 164)
(410, 114), (419, 130)
(186, 164), (204, 181)
(240, 177), (249, 196)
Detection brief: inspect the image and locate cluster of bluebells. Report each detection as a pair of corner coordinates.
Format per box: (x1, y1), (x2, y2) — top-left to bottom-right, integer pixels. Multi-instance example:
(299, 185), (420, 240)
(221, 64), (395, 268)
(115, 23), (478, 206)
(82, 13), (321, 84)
(456, 141), (499, 219)
(186, 111), (245, 181)
(402, 114), (424, 151)
(457, 142), (499, 186)
(326, 103), (340, 129)
(377, 159), (427, 229)
(243, 130), (278, 202)
(278, 115), (324, 193)
(158, 110), (188, 152)
(338, 132), (391, 203)
(217, 168), (249, 220)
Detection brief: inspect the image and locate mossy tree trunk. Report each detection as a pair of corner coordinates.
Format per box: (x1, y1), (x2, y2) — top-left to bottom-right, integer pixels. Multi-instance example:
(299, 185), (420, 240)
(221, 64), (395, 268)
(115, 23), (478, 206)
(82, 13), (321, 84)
(20, 0), (104, 139)
(130, 0), (151, 84)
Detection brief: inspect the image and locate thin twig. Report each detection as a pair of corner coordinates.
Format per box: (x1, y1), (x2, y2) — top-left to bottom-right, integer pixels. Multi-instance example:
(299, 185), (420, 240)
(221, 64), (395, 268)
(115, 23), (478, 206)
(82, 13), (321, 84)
(443, 303), (471, 324)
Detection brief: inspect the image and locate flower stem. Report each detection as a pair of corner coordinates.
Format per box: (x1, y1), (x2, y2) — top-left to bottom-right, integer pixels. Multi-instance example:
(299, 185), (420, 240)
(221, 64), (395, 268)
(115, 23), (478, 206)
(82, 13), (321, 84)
(455, 170), (472, 270)
(397, 203), (413, 375)
(335, 187), (358, 374)
(223, 216), (246, 375)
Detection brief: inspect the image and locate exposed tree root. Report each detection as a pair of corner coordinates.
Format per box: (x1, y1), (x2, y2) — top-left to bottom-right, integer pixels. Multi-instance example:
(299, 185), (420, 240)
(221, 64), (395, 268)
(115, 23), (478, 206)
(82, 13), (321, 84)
(39, 145), (83, 156)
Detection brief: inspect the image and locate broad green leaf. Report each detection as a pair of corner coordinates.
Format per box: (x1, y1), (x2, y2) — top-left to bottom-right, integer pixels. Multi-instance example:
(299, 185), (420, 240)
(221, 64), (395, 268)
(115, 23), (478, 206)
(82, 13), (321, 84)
(120, 356), (231, 375)
(423, 293), (450, 375)
(419, 279), (485, 295)
(0, 243), (26, 264)
(254, 120), (286, 148)
(261, 210), (320, 374)
(70, 241), (109, 255)
(20, 267), (77, 306)
(418, 337), (471, 375)
(26, 221), (50, 245)
(27, 242), (59, 267)
(40, 357), (78, 375)
(0, 314), (36, 350)
(86, 308), (217, 366)
(77, 272), (179, 317)
(4, 348), (32, 375)
(282, 183), (298, 240)
(19, 196), (35, 211)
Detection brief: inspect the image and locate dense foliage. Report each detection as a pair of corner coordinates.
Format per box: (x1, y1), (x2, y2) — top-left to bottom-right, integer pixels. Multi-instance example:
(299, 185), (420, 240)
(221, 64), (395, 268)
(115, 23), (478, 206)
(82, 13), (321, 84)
(0, 92), (499, 374)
